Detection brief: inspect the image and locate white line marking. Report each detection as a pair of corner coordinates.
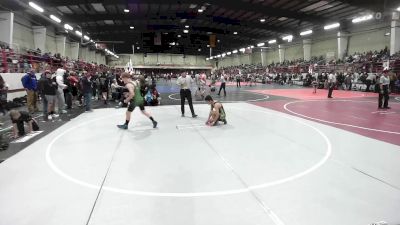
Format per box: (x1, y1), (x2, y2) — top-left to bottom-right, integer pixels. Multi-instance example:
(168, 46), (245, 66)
(168, 92), (270, 103)
(11, 131), (43, 143)
(46, 106), (332, 197)
(284, 100), (400, 135)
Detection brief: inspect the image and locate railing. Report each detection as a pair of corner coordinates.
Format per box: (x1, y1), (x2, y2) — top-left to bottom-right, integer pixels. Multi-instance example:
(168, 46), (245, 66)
(0, 48), (110, 74)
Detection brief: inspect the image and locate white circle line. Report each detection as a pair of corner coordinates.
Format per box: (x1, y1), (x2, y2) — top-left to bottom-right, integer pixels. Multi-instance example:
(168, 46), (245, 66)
(283, 99), (400, 135)
(46, 107), (332, 197)
(168, 92), (270, 103)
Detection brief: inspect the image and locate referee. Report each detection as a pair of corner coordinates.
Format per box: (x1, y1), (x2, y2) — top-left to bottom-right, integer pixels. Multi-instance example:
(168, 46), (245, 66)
(176, 72), (197, 118)
(379, 70), (391, 109)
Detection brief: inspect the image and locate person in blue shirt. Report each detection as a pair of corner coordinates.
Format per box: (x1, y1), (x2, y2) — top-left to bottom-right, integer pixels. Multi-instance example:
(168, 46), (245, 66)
(21, 69), (38, 114)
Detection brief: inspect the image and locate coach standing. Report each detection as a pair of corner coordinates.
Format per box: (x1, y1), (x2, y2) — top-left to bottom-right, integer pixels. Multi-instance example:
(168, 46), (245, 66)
(379, 70), (390, 109)
(177, 72), (197, 118)
(327, 72), (336, 98)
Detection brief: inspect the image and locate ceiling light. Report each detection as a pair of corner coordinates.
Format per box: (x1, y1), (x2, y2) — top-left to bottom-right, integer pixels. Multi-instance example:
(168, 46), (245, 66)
(90, 39), (93, 43)
(260, 18), (266, 23)
(210, 56), (214, 59)
(177, 34), (181, 38)
(50, 15), (61, 23)
(239, 48), (245, 52)
(84, 35), (90, 40)
(385, 32), (391, 36)
(183, 29), (189, 33)
(206, 58), (209, 61)
(64, 24), (73, 31)
(300, 30), (313, 36)
(29, 2), (44, 13)
(397, 7), (400, 11)
(352, 14), (373, 23)
(198, 48), (201, 51)
(91, 3), (106, 12)
(185, 25), (190, 28)
(268, 39), (277, 44)
(324, 22), (340, 30)
(130, 26), (134, 29)
(124, 9), (130, 13)
(217, 54), (221, 58)
(250, 45), (254, 49)
(207, 45), (210, 47)
(232, 50), (238, 54)
(137, 47), (140, 50)
(282, 35), (293, 41)
(217, 39), (220, 43)
(75, 30), (82, 36)
(233, 32), (238, 35)
(222, 53), (226, 57)
(257, 42), (265, 47)
(227, 52), (232, 55)
(198, 9), (204, 13)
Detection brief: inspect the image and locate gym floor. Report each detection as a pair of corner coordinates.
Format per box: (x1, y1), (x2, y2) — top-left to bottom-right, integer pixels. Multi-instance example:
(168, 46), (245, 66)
(0, 80), (399, 225)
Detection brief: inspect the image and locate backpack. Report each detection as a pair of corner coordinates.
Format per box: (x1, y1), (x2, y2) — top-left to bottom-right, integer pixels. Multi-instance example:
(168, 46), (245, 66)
(145, 90), (153, 103)
(21, 74), (30, 87)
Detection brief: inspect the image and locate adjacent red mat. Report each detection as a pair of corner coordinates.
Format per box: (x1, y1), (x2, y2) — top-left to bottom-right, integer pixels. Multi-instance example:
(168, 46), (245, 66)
(253, 100), (400, 146)
(250, 89), (379, 100)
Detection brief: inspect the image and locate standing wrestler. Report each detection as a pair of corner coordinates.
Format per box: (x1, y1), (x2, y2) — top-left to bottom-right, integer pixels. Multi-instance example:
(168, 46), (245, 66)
(117, 73), (158, 129)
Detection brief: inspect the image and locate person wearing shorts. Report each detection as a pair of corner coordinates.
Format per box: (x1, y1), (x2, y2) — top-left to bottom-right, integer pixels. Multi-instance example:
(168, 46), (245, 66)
(117, 73), (158, 130)
(205, 95), (227, 126)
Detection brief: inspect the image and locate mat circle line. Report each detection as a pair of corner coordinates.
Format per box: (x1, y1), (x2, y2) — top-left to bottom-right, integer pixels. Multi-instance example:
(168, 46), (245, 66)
(284, 99), (400, 135)
(46, 107), (332, 197)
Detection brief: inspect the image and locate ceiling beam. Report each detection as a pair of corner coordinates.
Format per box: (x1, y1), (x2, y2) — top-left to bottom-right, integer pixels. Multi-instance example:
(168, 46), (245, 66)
(38, 0), (325, 22)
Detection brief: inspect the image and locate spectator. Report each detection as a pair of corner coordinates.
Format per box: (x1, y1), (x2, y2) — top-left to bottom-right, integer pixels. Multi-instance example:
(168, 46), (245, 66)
(21, 69), (39, 114)
(81, 72), (93, 112)
(9, 109), (40, 139)
(0, 75), (9, 115)
(55, 68), (68, 114)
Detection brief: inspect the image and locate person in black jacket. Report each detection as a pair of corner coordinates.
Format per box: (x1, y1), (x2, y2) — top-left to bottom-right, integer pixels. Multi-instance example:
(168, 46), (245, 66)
(81, 72), (93, 112)
(38, 70), (59, 120)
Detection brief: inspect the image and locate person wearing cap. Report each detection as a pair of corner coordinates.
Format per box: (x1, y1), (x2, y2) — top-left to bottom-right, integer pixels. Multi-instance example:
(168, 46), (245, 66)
(37, 70), (57, 120)
(379, 70), (391, 109)
(176, 72), (197, 118)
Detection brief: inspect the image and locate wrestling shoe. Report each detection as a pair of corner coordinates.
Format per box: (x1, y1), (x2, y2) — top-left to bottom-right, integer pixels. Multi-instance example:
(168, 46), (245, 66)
(117, 124), (128, 130)
(152, 121), (158, 128)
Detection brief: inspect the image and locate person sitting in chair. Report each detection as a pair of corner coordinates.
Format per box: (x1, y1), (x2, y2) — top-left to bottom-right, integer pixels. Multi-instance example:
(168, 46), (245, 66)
(204, 95), (227, 126)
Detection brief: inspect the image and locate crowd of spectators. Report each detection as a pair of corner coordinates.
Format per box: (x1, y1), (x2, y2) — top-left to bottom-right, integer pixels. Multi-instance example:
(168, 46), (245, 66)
(213, 48), (400, 93)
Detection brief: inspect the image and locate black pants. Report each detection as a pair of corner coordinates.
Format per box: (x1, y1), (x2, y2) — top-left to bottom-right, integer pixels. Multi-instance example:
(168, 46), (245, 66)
(218, 83), (226, 96)
(365, 80), (372, 92)
(379, 85), (389, 108)
(180, 89), (195, 116)
(236, 79), (241, 87)
(65, 92), (72, 109)
(16, 120), (39, 136)
(328, 83), (334, 98)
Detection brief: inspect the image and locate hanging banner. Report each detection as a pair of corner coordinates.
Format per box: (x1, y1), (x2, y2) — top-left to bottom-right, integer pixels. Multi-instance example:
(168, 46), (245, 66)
(209, 35), (217, 48)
